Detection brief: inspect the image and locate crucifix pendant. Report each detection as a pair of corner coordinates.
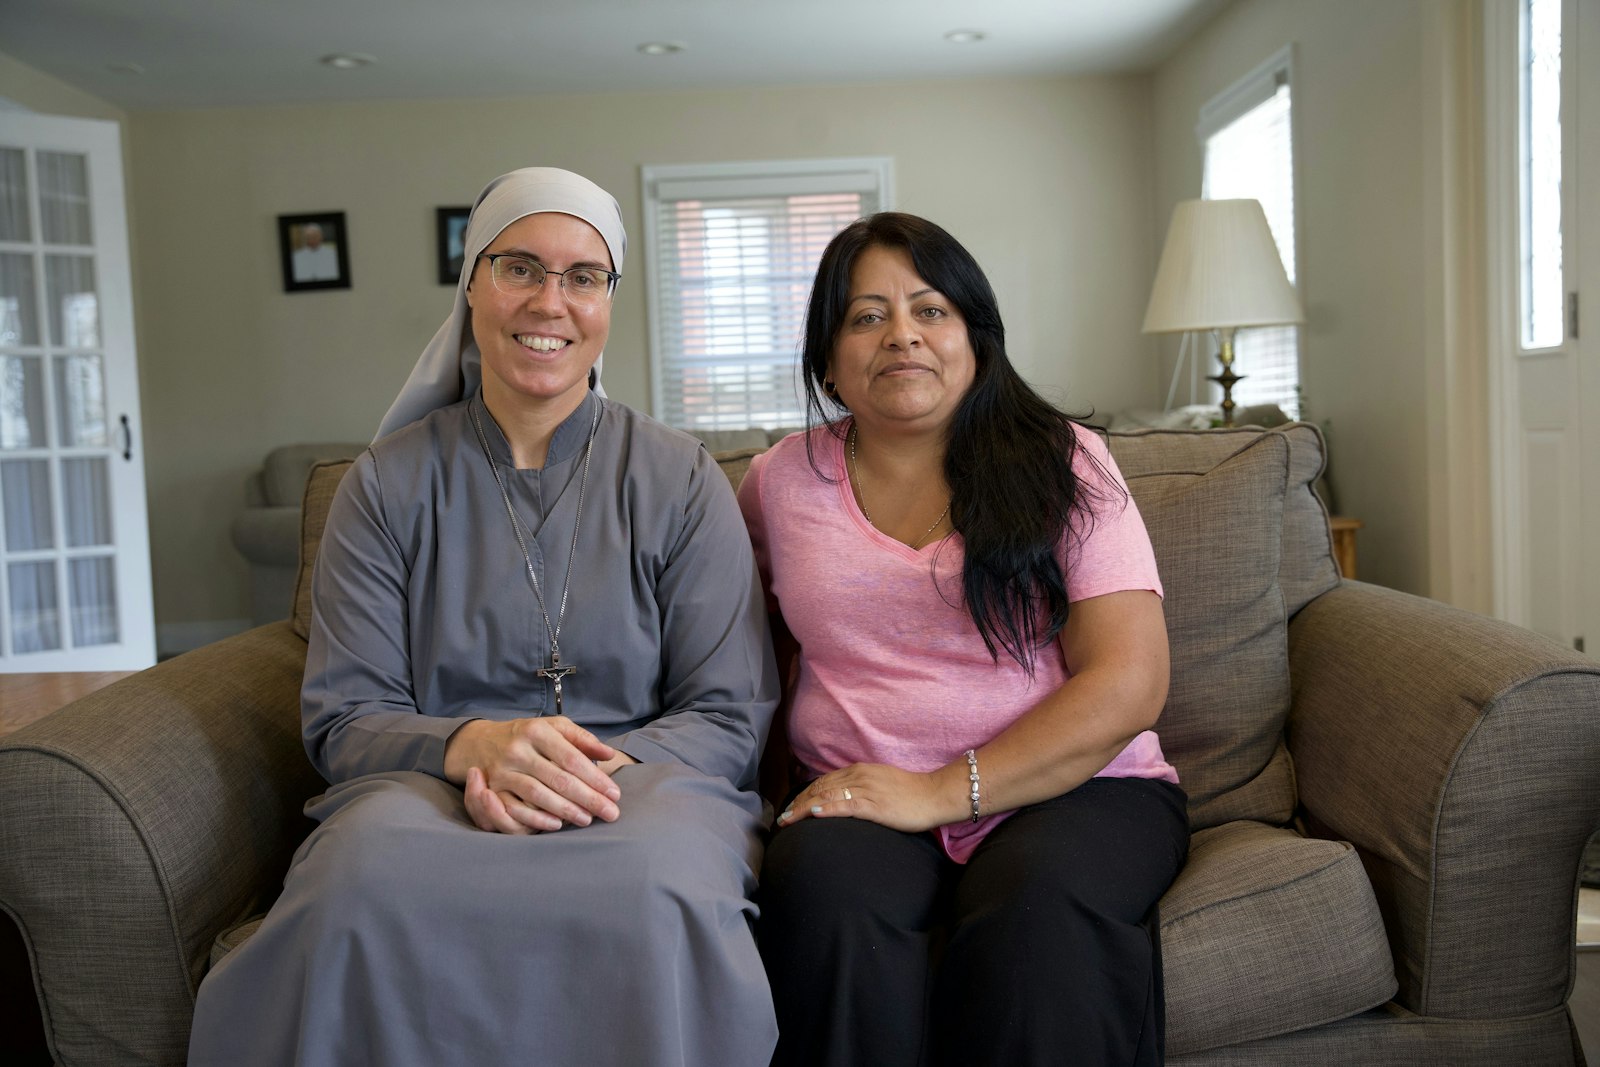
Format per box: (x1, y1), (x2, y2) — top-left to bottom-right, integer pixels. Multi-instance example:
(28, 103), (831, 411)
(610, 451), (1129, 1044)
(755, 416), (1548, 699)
(536, 647), (579, 716)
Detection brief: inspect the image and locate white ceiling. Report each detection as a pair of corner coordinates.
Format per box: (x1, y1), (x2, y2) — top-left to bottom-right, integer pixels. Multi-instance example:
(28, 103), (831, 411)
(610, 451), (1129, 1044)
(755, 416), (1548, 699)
(0, 0), (1231, 110)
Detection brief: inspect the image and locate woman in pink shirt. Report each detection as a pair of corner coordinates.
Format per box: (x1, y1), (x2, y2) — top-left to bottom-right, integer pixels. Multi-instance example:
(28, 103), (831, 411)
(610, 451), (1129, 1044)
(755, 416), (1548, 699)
(738, 213), (1189, 1066)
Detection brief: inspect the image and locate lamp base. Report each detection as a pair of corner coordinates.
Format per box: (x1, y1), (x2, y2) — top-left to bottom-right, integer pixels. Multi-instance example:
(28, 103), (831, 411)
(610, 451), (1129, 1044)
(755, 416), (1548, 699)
(1207, 366), (1244, 427)
(1209, 328), (1245, 428)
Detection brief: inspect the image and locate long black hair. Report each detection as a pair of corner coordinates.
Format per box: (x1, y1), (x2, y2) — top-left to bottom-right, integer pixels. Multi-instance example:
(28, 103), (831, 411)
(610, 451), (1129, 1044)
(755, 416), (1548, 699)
(800, 212), (1118, 674)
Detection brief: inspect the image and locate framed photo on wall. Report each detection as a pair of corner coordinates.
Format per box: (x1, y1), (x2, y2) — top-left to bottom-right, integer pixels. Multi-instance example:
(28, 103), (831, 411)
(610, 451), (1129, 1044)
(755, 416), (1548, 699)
(278, 211), (351, 292)
(436, 206), (471, 285)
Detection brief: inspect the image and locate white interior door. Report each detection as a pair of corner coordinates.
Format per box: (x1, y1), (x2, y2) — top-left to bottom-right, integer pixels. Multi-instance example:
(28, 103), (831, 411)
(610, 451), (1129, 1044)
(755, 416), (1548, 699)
(1578, 0), (1599, 658)
(1488, 0), (1597, 656)
(0, 112), (155, 671)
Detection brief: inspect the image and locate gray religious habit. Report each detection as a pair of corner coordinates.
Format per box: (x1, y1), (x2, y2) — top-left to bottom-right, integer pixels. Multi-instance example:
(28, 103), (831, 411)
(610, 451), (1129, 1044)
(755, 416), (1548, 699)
(186, 390), (781, 1067)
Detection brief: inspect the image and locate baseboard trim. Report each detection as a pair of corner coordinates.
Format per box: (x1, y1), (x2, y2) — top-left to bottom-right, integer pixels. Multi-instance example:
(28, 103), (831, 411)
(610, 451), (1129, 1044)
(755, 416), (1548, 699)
(156, 618), (251, 660)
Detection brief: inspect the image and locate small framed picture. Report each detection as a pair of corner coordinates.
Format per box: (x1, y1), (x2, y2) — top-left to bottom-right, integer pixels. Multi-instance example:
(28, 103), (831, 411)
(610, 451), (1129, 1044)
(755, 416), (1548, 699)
(436, 206), (471, 285)
(278, 211), (351, 292)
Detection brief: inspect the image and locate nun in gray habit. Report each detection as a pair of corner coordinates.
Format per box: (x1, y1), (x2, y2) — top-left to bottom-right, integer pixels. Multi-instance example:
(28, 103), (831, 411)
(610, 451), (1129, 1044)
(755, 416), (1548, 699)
(188, 168), (781, 1066)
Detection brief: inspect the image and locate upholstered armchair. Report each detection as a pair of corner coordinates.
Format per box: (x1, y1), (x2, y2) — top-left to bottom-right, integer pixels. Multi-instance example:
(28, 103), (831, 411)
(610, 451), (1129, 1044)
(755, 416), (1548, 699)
(229, 442), (366, 625)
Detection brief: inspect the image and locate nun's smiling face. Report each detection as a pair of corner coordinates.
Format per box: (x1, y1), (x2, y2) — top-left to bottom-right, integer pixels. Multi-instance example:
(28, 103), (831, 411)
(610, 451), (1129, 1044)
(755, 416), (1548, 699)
(468, 211), (612, 421)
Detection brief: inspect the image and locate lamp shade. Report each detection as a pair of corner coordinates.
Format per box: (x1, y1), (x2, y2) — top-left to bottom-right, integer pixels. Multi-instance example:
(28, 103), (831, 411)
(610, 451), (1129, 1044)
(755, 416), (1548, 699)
(1142, 198), (1304, 334)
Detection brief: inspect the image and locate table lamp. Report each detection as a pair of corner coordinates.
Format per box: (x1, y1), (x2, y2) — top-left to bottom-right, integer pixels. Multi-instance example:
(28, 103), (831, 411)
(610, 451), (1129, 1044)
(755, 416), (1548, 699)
(1142, 198), (1304, 427)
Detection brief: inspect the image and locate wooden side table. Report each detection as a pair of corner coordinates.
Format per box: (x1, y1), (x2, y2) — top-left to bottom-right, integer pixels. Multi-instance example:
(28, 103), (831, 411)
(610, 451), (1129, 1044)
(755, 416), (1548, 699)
(1330, 517), (1363, 579)
(0, 671), (136, 738)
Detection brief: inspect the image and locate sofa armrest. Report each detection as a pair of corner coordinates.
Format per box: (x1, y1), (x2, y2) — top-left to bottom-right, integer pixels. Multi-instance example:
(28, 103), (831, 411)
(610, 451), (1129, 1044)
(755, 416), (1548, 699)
(0, 623), (323, 1066)
(1287, 580), (1600, 1021)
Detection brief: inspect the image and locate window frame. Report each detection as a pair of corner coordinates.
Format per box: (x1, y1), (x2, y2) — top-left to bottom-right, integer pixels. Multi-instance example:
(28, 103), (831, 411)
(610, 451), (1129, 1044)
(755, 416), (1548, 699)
(640, 156), (894, 429)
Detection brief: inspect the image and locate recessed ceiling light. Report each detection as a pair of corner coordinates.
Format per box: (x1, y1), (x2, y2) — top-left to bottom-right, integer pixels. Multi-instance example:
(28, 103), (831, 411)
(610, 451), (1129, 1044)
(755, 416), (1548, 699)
(319, 52), (377, 70)
(637, 42), (685, 56)
(944, 30), (987, 44)
(106, 62), (146, 76)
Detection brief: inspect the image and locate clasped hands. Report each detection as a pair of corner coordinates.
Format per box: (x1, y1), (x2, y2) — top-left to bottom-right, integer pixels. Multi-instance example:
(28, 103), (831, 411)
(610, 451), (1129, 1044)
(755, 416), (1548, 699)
(444, 716), (637, 835)
(775, 761), (970, 834)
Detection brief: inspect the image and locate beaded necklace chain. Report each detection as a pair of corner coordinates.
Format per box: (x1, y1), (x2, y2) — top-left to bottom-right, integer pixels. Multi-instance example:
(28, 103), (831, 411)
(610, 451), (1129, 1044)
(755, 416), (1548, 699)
(469, 398), (599, 715)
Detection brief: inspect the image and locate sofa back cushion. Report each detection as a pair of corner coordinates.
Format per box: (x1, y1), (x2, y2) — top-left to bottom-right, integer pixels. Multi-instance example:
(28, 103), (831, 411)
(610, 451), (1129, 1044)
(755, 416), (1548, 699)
(712, 447), (768, 494)
(294, 426), (1338, 830)
(292, 459), (356, 640)
(692, 427), (804, 453)
(1118, 432), (1294, 828)
(292, 446), (774, 640)
(1106, 424), (1336, 828)
(1109, 423), (1338, 618)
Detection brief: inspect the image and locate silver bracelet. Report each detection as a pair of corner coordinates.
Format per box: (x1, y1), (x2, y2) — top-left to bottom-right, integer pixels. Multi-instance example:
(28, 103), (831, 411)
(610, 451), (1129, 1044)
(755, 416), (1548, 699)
(964, 748), (981, 822)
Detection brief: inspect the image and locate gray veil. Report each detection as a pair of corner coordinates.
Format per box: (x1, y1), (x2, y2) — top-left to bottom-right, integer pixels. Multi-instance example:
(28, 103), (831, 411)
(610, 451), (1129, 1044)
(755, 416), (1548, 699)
(374, 167), (627, 441)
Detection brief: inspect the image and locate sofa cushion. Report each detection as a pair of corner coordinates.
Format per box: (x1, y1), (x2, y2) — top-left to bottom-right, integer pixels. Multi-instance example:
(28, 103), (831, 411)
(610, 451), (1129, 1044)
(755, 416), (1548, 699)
(1108, 423), (1339, 619)
(712, 447), (767, 494)
(293, 459), (357, 641)
(1122, 432), (1294, 830)
(210, 915), (264, 970)
(1161, 820), (1397, 1054)
(694, 428), (778, 452)
(693, 426), (802, 452)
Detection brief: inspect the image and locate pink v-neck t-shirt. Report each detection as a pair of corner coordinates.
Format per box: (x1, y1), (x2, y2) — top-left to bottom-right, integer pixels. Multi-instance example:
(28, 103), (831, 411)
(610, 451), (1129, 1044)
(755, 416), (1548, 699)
(737, 423), (1178, 863)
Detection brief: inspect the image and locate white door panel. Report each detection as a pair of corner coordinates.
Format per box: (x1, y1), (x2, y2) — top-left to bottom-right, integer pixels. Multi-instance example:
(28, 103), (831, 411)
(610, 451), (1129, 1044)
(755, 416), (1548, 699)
(1579, 0), (1599, 657)
(1490, 0), (1595, 657)
(0, 113), (154, 671)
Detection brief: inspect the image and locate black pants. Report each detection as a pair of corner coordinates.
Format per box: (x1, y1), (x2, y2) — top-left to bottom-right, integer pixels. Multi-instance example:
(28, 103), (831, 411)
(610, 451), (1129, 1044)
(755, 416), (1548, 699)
(759, 776), (1189, 1067)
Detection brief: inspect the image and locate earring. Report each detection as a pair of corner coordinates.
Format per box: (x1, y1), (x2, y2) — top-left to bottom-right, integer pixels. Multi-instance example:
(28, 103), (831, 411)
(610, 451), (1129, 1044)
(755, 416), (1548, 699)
(823, 379), (837, 396)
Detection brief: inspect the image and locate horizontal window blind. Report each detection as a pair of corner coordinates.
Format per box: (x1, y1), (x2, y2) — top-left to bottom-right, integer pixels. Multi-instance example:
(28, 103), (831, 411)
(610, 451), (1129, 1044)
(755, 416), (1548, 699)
(643, 159), (891, 430)
(1202, 65), (1301, 418)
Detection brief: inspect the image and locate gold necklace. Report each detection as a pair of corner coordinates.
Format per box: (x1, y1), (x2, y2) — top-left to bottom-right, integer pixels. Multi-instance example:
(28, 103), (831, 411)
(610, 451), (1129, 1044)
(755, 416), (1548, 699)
(847, 423), (952, 551)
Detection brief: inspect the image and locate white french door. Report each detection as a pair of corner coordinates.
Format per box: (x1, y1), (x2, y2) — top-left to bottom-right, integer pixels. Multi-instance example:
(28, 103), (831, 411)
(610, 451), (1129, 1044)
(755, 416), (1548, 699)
(0, 112), (154, 671)
(1579, 0), (1600, 658)
(1487, 0), (1599, 657)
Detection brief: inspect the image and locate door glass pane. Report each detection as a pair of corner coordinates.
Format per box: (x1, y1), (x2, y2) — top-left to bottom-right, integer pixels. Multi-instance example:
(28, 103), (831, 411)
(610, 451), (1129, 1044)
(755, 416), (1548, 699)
(1, 458), (54, 550)
(1, 253), (40, 346)
(37, 151), (92, 246)
(62, 457), (110, 547)
(9, 560), (61, 652)
(1520, 0), (1563, 349)
(0, 148), (30, 242)
(1, 356), (46, 448)
(45, 255), (98, 348)
(69, 556), (118, 646)
(53, 355), (107, 447)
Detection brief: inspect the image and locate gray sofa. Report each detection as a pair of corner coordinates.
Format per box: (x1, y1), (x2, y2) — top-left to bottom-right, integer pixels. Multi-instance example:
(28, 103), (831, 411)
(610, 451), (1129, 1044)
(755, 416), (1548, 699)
(4, 423), (1597, 1065)
(230, 442), (367, 625)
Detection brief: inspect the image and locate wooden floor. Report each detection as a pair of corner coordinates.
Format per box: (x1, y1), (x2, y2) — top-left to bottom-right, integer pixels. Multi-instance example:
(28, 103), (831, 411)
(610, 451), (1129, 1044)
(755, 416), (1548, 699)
(0, 671), (135, 736)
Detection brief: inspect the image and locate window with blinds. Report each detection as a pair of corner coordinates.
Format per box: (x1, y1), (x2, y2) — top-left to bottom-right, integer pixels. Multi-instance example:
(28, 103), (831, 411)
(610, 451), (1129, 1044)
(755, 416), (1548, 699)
(1200, 50), (1301, 418)
(641, 159), (893, 430)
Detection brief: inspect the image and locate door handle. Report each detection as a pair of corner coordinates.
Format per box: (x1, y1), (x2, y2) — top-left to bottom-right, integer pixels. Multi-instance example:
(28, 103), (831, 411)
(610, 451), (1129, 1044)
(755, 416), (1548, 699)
(119, 414), (132, 461)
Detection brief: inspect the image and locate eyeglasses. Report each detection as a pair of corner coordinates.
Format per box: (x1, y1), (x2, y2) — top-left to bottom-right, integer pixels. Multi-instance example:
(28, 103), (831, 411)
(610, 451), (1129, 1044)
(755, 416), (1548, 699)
(477, 254), (620, 306)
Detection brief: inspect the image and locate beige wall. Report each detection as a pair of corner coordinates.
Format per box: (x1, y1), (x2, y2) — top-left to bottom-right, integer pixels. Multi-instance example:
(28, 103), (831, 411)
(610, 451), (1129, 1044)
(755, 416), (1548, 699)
(1151, 0), (1448, 597)
(11, 0), (1485, 638)
(125, 76), (1160, 638)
